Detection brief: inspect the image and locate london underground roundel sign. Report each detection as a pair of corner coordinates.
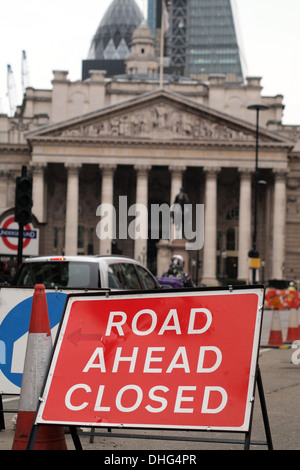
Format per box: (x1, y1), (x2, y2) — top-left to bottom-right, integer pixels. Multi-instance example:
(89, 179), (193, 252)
(0, 215), (39, 255)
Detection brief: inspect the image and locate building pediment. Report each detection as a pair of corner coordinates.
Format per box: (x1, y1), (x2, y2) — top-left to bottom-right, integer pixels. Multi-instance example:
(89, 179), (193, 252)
(26, 89), (293, 149)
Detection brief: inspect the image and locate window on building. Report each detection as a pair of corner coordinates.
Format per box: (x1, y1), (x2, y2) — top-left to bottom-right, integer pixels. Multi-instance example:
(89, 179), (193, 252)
(226, 227), (238, 251)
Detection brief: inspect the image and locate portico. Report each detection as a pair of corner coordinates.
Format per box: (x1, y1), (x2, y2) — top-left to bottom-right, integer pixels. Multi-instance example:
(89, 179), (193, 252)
(26, 89), (291, 284)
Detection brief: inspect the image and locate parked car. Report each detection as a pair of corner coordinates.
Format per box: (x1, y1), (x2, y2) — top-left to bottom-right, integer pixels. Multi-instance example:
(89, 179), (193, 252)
(11, 255), (161, 291)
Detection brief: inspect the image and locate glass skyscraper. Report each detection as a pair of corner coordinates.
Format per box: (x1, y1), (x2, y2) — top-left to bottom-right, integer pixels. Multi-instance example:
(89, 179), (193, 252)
(147, 0), (244, 82)
(82, 0), (143, 79)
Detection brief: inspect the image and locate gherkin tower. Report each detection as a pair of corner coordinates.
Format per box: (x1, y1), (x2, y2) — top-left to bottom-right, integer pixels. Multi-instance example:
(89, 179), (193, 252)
(88, 0), (143, 60)
(82, 0), (143, 79)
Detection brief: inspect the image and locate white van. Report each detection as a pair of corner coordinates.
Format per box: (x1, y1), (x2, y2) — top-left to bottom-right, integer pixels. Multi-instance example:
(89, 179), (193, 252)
(11, 255), (161, 291)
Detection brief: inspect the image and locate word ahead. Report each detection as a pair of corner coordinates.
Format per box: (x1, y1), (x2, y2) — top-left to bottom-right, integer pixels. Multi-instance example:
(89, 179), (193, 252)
(36, 288), (264, 432)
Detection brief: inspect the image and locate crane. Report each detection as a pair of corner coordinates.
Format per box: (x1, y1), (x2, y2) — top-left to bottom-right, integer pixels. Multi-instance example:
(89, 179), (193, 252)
(7, 64), (17, 117)
(21, 50), (30, 94)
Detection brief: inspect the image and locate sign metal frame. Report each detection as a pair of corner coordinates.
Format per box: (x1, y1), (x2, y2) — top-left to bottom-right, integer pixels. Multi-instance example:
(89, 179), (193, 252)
(27, 285), (273, 450)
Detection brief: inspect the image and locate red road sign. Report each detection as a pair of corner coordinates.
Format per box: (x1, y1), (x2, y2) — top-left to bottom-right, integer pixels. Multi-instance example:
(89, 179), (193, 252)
(36, 288), (264, 432)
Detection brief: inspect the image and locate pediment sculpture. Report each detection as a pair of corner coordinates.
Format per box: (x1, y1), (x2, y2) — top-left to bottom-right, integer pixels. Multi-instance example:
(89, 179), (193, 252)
(56, 102), (257, 142)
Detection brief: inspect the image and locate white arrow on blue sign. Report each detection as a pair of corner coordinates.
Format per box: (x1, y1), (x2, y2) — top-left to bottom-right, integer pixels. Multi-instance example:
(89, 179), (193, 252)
(0, 290), (67, 394)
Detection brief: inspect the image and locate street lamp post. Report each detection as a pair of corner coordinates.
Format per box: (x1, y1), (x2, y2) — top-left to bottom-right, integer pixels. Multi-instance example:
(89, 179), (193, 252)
(247, 104), (269, 283)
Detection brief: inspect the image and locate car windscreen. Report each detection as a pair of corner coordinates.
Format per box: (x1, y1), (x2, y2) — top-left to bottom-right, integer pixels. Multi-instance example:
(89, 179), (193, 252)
(11, 261), (100, 289)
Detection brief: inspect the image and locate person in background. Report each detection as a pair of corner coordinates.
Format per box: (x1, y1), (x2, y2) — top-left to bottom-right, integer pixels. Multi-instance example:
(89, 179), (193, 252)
(163, 254), (195, 287)
(0, 261), (10, 284)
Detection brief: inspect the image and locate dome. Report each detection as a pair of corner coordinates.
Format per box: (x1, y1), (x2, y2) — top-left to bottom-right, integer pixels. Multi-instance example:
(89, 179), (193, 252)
(88, 0), (143, 60)
(131, 21), (154, 43)
(125, 21), (158, 75)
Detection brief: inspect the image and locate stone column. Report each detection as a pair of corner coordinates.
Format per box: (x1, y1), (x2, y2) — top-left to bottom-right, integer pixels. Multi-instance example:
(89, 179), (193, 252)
(134, 165), (151, 266)
(202, 167), (219, 285)
(272, 169), (287, 279)
(238, 168), (252, 281)
(98, 164), (116, 255)
(0, 171), (10, 212)
(30, 162), (47, 223)
(64, 163), (81, 255)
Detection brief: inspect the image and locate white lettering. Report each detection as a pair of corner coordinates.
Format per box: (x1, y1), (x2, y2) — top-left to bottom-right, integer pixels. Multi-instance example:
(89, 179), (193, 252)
(112, 347), (139, 373)
(144, 347), (165, 373)
(201, 386), (228, 414)
(116, 385), (143, 412)
(64, 383), (229, 416)
(174, 386), (196, 413)
(94, 385), (110, 412)
(145, 386), (169, 413)
(197, 346), (222, 373)
(188, 308), (212, 334)
(81, 345), (222, 375)
(166, 346), (190, 373)
(158, 309), (181, 335)
(65, 384), (91, 411)
(131, 309), (157, 336)
(105, 311), (127, 336)
(105, 307), (214, 337)
(82, 347), (106, 372)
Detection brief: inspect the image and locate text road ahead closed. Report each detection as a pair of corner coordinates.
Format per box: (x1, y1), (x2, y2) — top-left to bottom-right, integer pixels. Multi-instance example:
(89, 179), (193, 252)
(36, 288), (264, 432)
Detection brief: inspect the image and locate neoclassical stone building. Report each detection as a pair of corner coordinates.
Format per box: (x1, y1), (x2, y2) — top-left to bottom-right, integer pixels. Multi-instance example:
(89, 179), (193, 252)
(0, 23), (299, 285)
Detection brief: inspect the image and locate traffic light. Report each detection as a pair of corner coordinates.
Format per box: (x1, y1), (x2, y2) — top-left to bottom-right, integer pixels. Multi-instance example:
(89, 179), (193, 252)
(15, 172), (33, 225)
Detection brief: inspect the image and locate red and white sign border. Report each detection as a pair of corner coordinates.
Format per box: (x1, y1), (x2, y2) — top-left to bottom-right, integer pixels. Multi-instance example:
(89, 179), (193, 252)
(35, 287), (265, 433)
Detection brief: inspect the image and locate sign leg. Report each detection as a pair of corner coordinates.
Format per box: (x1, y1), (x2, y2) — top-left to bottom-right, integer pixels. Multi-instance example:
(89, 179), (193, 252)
(26, 424), (39, 450)
(69, 426), (83, 450)
(0, 395), (5, 430)
(256, 366), (273, 450)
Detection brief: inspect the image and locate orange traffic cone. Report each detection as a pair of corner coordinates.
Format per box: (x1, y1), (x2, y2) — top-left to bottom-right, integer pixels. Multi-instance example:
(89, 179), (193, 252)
(268, 309), (284, 347)
(12, 284), (67, 450)
(285, 308), (300, 344)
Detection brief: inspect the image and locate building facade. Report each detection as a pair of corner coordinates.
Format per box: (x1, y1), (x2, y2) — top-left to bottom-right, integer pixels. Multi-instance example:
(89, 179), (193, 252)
(0, 21), (300, 287)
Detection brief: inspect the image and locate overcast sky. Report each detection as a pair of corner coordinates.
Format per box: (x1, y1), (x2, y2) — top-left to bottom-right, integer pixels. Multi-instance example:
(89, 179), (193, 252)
(1, 0), (299, 125)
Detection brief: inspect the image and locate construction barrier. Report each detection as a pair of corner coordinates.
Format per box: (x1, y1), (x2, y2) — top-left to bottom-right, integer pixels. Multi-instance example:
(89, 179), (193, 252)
(267, 309), (284, 348)
(285, 308), (300, 344)
(11, 284), (67, 450)
(265, 288), (299, 310)
(264, 289), (300, 347)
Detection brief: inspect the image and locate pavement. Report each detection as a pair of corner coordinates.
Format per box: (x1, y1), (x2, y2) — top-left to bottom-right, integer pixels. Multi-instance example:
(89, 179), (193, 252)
(1, 309), (299, 451)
